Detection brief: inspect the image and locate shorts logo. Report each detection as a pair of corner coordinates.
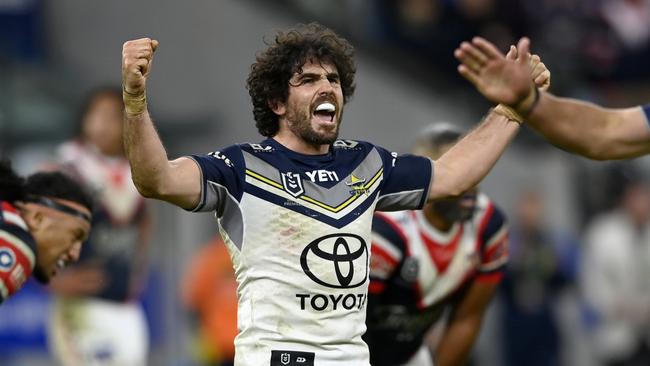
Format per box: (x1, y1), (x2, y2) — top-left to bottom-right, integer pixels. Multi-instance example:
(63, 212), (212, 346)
(300, 233), (368, 288)
(282, 172), (304, 198)
(271, 350), (315, 366)
(0, 248), (16, 272)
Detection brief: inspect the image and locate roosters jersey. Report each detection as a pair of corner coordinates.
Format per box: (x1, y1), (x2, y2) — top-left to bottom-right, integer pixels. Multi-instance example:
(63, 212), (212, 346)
(188, 138), (433, 366)
(365, 193), (508, 365)
(0, 201), (36, 304)
(58, 141), (147, 302)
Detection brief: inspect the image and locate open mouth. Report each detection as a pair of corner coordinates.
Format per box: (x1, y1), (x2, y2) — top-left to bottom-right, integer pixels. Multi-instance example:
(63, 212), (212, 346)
(313, 102), (336, 123)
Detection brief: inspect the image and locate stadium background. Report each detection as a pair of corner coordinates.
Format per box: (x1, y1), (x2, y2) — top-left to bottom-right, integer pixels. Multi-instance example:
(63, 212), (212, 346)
(1, 0), (650, 365)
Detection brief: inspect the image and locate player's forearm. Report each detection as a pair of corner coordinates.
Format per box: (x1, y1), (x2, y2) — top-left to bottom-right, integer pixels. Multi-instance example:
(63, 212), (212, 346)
(434, 321), (481, 366)
(123, 110), (173, 198)
(526, 93), (649, 160)
(429, 111), (519, 200)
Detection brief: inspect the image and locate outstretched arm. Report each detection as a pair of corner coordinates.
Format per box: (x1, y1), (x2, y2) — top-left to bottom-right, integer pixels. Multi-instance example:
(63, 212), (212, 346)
(525, 94), (650, 160)
(122, 38), (201, 209)
(428, 38), (540, 201)
(455, 36), (650, 160)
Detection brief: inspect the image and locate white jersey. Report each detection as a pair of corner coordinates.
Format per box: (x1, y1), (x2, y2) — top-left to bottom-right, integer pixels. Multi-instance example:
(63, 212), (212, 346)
(189, 138), (433, 366)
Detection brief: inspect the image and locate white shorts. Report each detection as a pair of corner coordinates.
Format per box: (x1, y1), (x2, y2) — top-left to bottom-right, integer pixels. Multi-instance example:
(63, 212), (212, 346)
(401, 344), (434, 366)
(48, 297), (149, 366)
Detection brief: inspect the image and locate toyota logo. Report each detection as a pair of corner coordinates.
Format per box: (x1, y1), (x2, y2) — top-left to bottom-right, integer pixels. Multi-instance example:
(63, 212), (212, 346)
(300, 233), (368, 288)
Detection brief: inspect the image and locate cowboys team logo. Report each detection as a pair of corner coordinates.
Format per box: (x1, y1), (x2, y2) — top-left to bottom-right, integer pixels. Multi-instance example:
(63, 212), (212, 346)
(300, 233), (368, 288)
(282, 172), (304, 198)
(345, 175), (368, 196)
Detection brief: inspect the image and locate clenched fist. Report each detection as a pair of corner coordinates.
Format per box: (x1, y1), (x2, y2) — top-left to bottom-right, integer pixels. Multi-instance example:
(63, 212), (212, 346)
(122, 38), (158, 114)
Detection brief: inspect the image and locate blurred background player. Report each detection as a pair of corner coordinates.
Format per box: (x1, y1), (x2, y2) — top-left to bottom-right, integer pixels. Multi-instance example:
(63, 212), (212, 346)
(499, 190), (580, 366)
(0, 160), (92, 304)
(181, 235), (237, 366)
(580, 166), (650, 366)
(46, 87), (152, 366)
(364, 123), (509, 366)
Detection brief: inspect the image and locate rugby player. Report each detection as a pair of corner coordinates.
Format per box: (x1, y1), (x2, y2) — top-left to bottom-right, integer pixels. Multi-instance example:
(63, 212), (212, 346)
(121, 23), (530, 365)
(0, 161), (92, 304)
(365, 124), (508, 366)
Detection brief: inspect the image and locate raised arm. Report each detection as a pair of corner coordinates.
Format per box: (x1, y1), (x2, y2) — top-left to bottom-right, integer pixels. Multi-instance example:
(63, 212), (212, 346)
(455, 36), (650, 160)
(122, 38), (201, 209)
(428, 38), (535, 201)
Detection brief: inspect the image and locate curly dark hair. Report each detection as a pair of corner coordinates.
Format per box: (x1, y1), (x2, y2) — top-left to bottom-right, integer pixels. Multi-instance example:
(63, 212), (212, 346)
(247, 22), (357, 137)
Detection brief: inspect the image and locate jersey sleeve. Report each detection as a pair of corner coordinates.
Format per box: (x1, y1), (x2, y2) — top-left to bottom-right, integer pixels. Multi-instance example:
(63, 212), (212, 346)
(369, 213), (407, 295)
(375, 146), (433, 212)
(643, 104), (650, 127)
(187, 144), (245, 213)
(0, 222), (36, 304)
(476, 204), (509, 283)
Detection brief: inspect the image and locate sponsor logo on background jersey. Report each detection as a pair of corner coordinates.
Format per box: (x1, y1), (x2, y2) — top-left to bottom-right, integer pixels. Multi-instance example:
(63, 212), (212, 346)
(0, 248), (16, 272)
(281, 172), (304, 197)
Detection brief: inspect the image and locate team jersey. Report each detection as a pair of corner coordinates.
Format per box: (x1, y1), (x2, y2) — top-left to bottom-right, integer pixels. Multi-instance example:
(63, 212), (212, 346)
(364, 193), (508, 365)
(0, 201), (37, 304)
(188, 138), (433, 366)
(58, 141), (147, 302)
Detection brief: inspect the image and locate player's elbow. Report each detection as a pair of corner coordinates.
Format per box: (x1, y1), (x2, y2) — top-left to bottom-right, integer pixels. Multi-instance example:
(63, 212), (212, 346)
(132, 175), (165, 199)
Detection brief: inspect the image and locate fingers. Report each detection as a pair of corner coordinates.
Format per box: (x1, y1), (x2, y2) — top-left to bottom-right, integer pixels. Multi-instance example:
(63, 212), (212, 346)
(151, 39), (159, 52)
(529, 54), (540, 69)
(457, 64), (481, 87)
(515, 37), (531, 65)
(535, 69), (551, 91)
(454, 42), (488, 74)
(122, 37), (158, 95)
(471, 36), (504, 60)
(505, 45), (517, 60)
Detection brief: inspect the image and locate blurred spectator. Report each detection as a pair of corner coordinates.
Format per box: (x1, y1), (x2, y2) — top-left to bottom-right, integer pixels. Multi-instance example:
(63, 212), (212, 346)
(499, 190), (580, 366)
(580, 169), (650, 366)
(181, 235), (237, 366)
(46, 87), (152, 366)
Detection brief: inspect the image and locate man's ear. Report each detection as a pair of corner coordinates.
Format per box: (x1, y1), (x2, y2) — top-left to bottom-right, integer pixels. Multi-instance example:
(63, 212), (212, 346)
(21, 205), (44, 233)
(268, 99), (286, 116)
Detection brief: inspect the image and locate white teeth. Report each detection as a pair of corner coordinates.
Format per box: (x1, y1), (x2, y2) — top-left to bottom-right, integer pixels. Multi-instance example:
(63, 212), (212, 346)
(315, 102), (335, 112)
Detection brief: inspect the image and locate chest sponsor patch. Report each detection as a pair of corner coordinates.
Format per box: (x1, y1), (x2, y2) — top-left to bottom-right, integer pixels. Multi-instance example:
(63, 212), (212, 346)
(271, 350), (315, 366)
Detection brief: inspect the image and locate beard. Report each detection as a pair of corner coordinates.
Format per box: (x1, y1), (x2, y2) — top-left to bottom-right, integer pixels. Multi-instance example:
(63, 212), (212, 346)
(285, 105), (341, 146)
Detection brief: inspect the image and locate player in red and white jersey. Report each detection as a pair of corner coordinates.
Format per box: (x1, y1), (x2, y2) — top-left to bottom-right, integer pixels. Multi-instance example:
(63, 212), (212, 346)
(0, 160), (92, 304)
(365, 124), (509, 366)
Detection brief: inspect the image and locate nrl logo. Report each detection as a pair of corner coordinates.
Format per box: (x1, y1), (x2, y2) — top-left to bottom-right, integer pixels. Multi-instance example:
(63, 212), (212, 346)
(282, 172), (304, 198)
(345, 175), (368, 196)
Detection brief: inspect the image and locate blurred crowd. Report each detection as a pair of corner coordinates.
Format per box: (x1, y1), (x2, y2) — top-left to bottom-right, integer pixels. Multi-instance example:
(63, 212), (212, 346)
(2, 1), (650, 366)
